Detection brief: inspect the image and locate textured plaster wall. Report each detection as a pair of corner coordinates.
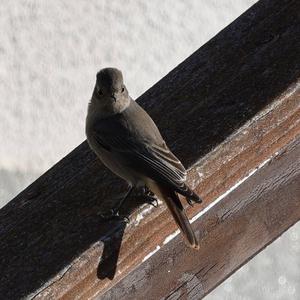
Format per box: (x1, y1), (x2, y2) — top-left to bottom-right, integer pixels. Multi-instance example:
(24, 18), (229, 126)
(0, 0), (257, 204)
(0, 1), (299, 299)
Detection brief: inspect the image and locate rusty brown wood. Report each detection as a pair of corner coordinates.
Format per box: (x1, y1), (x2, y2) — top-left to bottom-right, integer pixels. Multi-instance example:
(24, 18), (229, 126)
(100, 134), (300, 300)
(0, 0), (299, 299)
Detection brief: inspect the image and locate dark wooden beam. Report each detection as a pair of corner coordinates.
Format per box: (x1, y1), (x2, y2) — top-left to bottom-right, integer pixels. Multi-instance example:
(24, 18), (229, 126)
(0, 0), (299, 299)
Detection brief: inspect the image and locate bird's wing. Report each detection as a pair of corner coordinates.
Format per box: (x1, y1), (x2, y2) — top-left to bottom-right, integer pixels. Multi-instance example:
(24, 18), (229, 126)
(93, 114), (187, 190)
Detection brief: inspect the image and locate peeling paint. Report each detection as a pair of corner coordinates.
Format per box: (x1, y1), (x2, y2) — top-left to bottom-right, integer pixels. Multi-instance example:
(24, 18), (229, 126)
(134, 200), (163, 226)
(134, 204), (155, 225)
(163, 230), (180, 245)
(190, 155), (273, 223)
(142, 246), (161, 262)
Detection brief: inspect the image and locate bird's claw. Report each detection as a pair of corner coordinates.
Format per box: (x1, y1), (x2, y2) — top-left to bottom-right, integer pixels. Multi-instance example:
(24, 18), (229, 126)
(146, 196), (158, 208)
(141, 186), (159, 208)
(187, 198), (194, 207)
(99, 209), (130, 223)
(122, 216), (130, 224)
(99, 208), (118, 218)
(151, 199), (158, 208)
(143, 187), (155, 197)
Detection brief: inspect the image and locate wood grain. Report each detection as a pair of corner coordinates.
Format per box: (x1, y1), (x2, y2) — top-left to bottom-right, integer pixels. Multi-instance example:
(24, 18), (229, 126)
(101, 138), (300, 300)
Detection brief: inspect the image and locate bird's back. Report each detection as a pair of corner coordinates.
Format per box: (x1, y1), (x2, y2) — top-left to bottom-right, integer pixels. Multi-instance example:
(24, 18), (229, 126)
(119, 99), (165, 146)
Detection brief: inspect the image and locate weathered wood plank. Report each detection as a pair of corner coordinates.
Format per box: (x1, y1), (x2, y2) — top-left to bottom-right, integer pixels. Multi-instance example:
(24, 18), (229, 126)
(0, 0), (299, 299)
(100, 137), (300, 300)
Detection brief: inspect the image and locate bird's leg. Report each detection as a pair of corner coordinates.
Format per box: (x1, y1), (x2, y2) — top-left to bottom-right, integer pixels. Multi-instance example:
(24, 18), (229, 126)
(100, 186), (134, 222)
(114, 186), (135, 214)
(186, 195), (202, 207)
(142, 186), (158, 208)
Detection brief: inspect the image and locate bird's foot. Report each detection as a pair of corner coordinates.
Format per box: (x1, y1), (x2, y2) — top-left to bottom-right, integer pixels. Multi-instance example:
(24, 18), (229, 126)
(186, 196), (202, 207)
(186, 198), (194, 207)
(99, 208), (130, 223)
(142, 186), (159, 208)
(144, 195), (159, 208)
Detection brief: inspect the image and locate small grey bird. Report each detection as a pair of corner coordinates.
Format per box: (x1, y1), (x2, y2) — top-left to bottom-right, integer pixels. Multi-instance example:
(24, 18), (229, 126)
(86, 67), (202, 249)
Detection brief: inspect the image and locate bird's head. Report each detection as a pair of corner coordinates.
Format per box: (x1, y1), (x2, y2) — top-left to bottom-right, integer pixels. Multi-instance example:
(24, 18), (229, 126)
(93, 68), (129, 104)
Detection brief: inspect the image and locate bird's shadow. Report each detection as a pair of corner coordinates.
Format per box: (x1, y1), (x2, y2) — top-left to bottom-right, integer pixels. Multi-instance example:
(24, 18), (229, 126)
(96, 190), (148, 280)
(97, 220), (126, 280)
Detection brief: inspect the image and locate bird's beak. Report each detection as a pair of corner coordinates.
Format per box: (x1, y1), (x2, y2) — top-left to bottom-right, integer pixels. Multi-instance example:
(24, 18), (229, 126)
(111, 94), (117, 102)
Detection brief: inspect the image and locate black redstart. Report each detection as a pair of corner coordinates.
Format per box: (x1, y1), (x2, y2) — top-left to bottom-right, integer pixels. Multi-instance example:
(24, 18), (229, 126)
(86, 68), (202, 249)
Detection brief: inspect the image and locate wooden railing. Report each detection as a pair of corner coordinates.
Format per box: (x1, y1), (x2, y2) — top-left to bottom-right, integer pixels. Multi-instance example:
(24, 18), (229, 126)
(1, 0), (299, 299)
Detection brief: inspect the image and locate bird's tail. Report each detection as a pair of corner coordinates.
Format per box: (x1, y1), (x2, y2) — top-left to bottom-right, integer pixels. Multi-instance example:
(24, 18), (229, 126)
(146, 180), (199, 250)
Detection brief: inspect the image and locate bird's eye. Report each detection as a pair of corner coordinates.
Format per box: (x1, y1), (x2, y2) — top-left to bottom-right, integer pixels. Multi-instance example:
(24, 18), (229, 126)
(121, 87), (125, 93)
(98, 89), (103, 95)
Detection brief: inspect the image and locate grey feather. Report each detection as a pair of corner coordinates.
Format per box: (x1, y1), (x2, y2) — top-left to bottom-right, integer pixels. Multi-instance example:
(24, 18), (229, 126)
(86, 68), (202, 249)
(92, 99), (189, 192)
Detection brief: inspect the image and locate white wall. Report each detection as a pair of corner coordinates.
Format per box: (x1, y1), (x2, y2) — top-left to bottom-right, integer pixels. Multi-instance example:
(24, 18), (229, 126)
(0, 0), (256, 205)
(1, 1), (299, 299)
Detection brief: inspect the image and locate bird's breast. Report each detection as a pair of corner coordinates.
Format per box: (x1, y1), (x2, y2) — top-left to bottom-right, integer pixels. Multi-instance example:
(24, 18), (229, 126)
(88, 136), (143, 186)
